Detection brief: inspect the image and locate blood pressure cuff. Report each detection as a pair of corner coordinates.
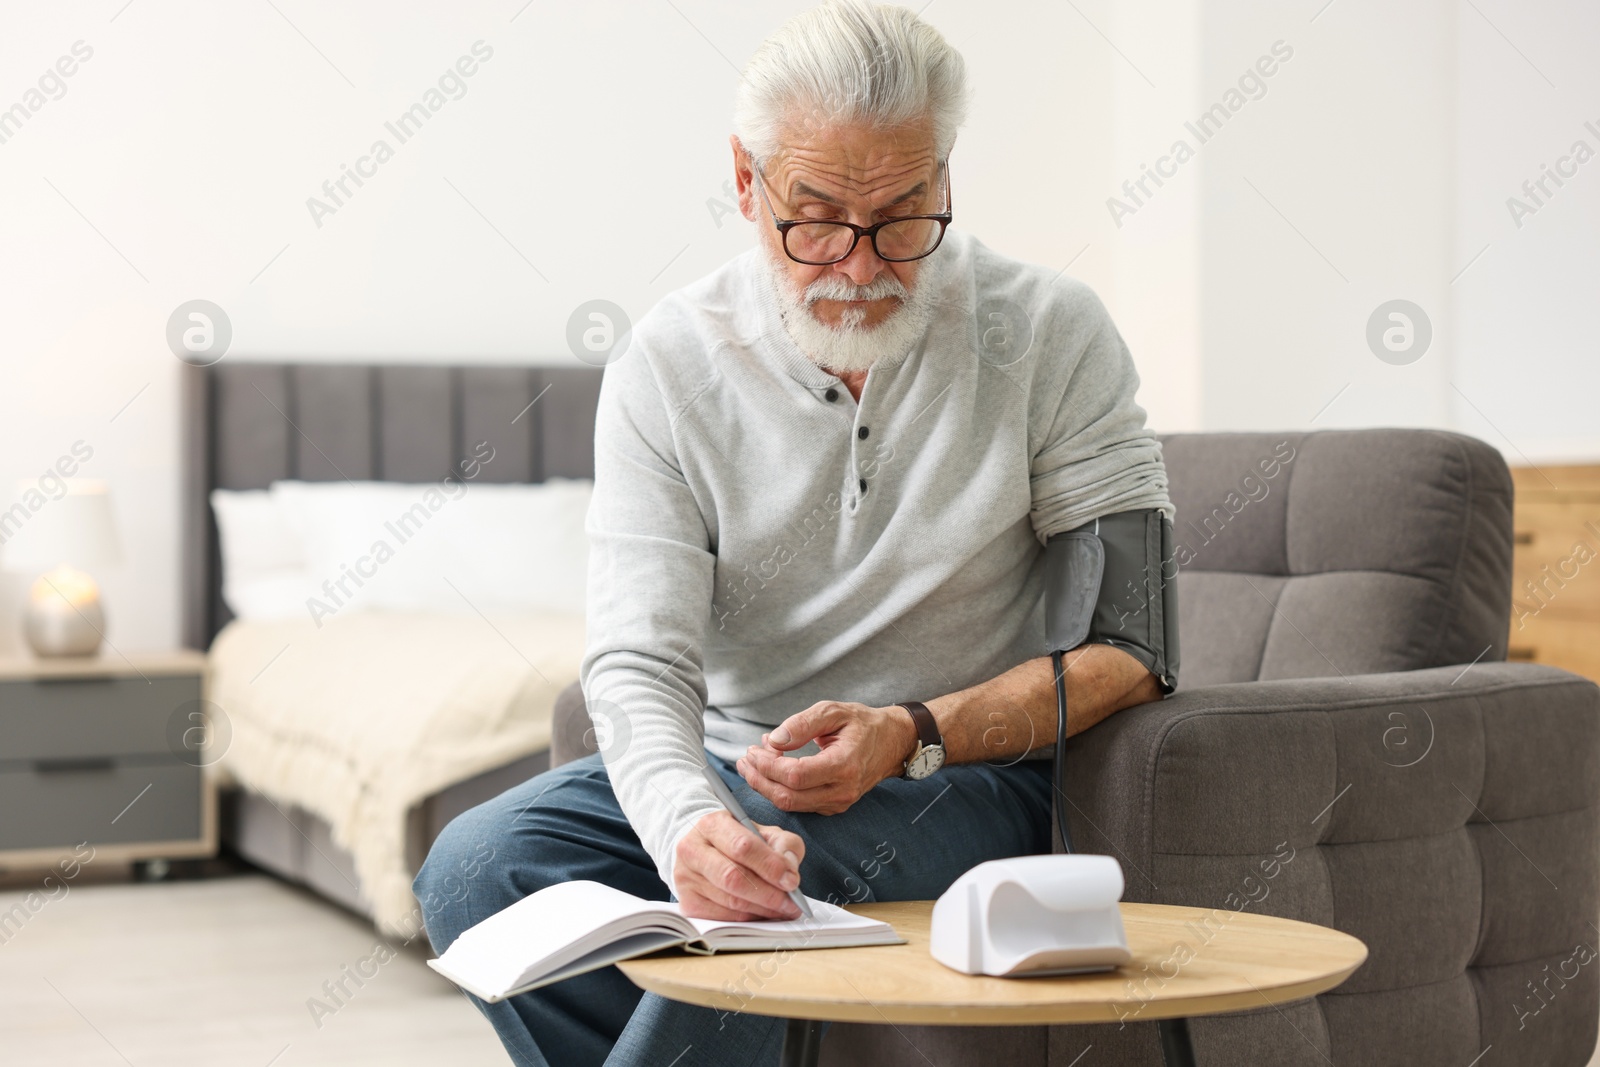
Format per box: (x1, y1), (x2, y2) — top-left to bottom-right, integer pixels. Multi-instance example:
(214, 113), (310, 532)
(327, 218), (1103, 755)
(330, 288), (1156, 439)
(1042, 509), (1180, 693)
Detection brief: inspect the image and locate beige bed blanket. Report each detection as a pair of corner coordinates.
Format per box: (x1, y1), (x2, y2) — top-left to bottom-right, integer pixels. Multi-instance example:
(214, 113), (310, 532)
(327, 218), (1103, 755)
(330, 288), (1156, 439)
(207, 610), (584, 935)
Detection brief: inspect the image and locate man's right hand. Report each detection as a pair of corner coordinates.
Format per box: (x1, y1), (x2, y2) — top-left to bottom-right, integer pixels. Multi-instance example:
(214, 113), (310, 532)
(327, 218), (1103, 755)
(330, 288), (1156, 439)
(674, 810), (806, 921)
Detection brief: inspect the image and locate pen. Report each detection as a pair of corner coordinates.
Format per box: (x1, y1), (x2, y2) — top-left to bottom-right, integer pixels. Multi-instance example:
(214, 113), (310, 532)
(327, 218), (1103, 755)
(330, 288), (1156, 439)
(700, 764), (814, 920)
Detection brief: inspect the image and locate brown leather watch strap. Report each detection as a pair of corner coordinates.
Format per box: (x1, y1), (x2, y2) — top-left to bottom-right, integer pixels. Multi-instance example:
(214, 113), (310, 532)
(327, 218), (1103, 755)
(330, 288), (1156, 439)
(896, 701), (942, 749)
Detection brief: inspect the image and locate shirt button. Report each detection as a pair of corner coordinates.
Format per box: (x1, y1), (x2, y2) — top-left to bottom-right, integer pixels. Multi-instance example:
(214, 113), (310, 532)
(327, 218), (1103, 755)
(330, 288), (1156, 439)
(858, 478), (868, 493)
(857, 426), (869, 439)
(824, 388), (839, 402)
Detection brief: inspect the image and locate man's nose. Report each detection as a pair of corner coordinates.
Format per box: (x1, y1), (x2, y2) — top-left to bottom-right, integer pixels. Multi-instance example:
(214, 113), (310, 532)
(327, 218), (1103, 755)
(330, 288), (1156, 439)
(830, 233), (886, 289)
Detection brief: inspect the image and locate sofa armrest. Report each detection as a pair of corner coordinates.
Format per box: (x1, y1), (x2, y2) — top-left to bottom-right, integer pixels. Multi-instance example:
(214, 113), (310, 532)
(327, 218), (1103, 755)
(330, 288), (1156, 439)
(1067, 661), (1598, 899)
(1060, 660), (1600, 1064)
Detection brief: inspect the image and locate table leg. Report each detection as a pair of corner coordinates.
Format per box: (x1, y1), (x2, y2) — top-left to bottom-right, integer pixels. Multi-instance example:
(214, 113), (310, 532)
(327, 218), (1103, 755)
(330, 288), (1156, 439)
(1158, 1017), (1197, 1067)
(779, 1018), (824, 1067)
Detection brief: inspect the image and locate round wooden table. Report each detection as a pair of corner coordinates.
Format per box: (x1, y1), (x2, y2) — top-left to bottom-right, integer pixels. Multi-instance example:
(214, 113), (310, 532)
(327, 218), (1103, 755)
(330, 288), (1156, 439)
(618, 900), (1366, 1067)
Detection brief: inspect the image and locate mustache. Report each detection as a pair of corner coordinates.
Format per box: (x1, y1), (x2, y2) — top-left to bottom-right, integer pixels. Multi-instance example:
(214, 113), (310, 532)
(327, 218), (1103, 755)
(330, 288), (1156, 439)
(803, 273), (909, 306)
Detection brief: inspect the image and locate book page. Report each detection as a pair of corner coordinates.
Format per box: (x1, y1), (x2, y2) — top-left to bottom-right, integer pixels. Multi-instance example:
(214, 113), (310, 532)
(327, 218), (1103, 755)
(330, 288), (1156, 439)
(685, 896), (899, 944)
(443, 881), (686, 982)
(432, 882), (903, 999)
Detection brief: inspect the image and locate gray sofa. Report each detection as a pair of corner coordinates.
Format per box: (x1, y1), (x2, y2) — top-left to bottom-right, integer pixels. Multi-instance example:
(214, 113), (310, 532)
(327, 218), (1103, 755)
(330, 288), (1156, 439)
(550, 428), (1600, 1066)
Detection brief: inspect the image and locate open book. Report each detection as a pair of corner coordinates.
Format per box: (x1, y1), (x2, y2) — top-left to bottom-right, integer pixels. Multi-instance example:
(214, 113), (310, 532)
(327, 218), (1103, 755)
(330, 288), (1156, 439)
(427, 880), (905, 1002)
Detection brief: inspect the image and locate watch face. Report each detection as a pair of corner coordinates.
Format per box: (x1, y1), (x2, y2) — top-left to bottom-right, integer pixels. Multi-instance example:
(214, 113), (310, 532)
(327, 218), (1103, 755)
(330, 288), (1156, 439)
(906, 744), (946, 780)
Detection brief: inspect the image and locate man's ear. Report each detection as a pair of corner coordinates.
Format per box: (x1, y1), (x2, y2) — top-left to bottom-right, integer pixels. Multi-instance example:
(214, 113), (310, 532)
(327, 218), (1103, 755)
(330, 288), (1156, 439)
(729, 135), (757, 222)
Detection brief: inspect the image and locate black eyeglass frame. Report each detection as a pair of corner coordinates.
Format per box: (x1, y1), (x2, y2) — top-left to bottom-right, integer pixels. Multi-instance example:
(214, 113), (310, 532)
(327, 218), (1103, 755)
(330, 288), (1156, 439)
(751, 158), (953, 265)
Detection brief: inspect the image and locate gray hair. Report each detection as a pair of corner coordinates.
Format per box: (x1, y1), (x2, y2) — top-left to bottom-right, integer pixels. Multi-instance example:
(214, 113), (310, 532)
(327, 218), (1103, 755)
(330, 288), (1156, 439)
(734, 0), (969, 167)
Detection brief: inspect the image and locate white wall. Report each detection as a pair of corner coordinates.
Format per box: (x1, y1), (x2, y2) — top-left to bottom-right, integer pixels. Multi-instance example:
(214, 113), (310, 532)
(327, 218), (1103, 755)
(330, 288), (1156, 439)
(1195, 0), (1461, 433)
(1189, 0), (1600, 464)
(1105, 0), (1205, 433)
(1453, 0), (1600, 465)
(0, 0), (1594, 653)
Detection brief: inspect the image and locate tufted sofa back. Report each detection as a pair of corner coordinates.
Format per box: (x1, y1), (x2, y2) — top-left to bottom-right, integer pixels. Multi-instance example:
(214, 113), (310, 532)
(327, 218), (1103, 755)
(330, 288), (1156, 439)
(1159, 430), (1515, 687)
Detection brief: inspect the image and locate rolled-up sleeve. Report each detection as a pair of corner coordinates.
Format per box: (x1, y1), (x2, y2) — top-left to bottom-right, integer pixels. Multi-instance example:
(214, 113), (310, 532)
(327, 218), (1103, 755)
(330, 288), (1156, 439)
(1028, 282), (1172, 543)
(579, 346), (723, 890)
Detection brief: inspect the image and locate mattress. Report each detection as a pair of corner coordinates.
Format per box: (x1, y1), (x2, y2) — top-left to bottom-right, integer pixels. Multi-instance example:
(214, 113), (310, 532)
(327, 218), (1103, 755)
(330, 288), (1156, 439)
(206, 610), (585, 934)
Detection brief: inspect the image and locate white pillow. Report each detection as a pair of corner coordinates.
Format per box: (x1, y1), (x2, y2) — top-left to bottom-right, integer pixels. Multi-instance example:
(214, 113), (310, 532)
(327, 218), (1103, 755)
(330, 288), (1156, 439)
(266, 479), (592, 620)
(433, 481), (592, 615)
(212, 480), (593, 623)
(209, 489), (316, 620)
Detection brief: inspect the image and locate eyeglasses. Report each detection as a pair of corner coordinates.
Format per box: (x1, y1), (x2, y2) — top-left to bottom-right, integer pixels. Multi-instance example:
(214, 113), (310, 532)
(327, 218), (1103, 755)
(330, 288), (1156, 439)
(752, 160), (953, 265)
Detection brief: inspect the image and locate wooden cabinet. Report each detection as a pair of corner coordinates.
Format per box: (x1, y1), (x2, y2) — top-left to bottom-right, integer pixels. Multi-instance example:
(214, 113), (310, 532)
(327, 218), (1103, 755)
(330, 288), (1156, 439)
(1509, 466), (1600, 682)
(0, 651), (216, 870)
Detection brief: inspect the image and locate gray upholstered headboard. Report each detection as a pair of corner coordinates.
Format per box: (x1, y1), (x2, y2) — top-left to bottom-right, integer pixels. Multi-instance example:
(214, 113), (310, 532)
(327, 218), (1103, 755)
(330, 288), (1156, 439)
(180, 362), (606, 650)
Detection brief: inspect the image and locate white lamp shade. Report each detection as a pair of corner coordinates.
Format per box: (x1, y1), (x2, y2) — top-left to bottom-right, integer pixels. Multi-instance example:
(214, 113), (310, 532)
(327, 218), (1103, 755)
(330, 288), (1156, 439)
(1, 479), (124, 572)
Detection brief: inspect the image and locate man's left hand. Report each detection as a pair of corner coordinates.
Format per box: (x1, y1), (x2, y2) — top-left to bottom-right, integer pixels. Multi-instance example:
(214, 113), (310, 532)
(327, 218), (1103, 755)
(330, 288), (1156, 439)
(736, 701), (918, 815)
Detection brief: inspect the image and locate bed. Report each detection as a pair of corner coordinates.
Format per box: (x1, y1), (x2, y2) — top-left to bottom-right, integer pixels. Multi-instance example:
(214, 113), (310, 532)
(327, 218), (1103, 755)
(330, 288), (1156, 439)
(181, 361), (602, 933)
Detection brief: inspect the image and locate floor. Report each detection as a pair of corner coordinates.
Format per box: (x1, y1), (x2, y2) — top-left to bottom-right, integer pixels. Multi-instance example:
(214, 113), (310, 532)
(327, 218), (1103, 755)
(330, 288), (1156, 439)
(0, 870), (511, 1066)
(4, 868), (1599, 1066)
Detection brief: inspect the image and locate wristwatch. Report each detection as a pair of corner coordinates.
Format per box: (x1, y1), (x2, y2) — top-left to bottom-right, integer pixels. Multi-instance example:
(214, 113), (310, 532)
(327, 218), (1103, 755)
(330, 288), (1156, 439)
(896, 701), (946, 780)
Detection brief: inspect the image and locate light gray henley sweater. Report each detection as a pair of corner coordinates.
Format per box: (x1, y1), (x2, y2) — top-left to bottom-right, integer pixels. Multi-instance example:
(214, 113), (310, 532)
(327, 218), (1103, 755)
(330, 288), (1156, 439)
(579, 229), (1171, 888)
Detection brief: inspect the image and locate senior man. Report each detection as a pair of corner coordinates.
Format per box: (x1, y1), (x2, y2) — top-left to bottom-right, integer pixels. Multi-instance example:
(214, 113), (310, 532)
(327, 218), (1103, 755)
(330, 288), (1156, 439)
(418, 1), (1177, 1064)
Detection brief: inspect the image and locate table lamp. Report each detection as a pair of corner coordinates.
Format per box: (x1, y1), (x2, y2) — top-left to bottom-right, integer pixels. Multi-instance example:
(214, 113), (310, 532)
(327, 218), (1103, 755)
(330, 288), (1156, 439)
(1, 479), (123, 657)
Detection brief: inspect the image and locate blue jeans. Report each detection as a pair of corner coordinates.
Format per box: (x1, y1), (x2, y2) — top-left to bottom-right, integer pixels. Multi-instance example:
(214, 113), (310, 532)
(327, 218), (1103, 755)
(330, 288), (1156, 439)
(415, 751), (1054, 1067)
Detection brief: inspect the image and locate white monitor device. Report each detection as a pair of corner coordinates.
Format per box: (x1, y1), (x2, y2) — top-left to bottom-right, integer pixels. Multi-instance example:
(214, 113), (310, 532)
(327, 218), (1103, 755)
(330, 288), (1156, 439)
(930, 854), (1131, 977)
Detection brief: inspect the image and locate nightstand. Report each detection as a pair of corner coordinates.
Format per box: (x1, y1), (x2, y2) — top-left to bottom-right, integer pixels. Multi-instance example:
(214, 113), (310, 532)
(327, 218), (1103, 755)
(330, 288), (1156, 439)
(1510, 465), (1600, 682)
(0, 651), (216, 871)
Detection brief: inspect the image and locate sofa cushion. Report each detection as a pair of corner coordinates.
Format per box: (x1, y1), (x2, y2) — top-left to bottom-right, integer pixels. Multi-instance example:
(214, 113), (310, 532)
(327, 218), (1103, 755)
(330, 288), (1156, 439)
(1161, 430), (1514, 685)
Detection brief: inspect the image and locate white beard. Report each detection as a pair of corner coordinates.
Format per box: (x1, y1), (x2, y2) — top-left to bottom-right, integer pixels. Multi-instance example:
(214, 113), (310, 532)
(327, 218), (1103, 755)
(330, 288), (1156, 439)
(758, 239), (947, 375)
